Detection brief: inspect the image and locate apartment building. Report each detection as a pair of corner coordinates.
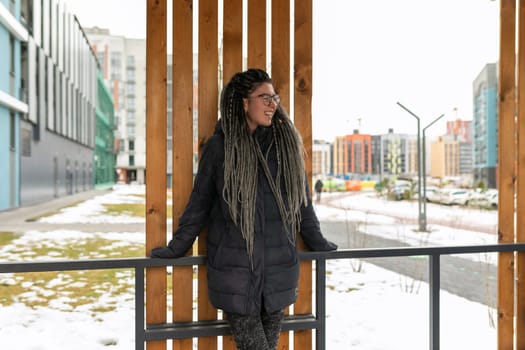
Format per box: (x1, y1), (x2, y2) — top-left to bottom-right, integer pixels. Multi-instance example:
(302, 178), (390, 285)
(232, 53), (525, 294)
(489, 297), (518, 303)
(472, 63), (498, 188)
(85, 27), (146, 185)
(1, 0), (99, 208)
(312, 139), (332, 177)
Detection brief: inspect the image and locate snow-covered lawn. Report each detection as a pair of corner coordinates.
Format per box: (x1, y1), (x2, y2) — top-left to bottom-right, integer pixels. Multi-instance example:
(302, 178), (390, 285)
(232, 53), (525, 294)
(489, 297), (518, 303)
(0, 185), (499, 349)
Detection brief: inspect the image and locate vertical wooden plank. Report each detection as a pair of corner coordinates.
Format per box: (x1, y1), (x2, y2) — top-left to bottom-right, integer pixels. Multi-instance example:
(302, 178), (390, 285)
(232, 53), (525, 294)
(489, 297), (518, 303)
(145, 0), (168, 350)
(293, 0), (313, 349)
(271, 1), (291, 348)
(517, 1), (525, 348)
(498, 0), (516, 349)
(198, 0), (219, 349)
(271, 0), (290, 108)
(172, 1), (194, 349)
(247, 0), (266, 69)
(222, 1), (242, 348)
(223, 0), (243, 86)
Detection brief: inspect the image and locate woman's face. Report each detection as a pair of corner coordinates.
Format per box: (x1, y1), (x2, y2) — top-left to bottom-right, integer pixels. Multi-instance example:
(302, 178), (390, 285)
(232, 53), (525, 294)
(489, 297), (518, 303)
(243, 82), (279, 133)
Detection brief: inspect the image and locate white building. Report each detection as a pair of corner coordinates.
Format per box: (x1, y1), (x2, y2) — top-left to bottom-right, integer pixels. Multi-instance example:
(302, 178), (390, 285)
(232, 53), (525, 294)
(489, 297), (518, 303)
(84, 27), (146, 184)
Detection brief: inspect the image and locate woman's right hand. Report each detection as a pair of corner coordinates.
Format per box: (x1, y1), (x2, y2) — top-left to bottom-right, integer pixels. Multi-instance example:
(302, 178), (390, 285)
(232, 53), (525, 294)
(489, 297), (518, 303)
(150, 246), (178, 258)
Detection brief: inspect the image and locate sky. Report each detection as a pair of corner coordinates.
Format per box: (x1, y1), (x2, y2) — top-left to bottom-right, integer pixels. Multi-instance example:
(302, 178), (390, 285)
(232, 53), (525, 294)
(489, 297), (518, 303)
(63, 0), (500, 140)
(0, 184), (500, 349)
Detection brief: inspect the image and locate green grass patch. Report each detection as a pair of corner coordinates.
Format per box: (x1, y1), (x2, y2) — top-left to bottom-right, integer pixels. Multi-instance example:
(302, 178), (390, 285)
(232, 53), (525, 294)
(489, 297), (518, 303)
(0, 236), (143, 310)
(102, 203), (172, 219)
(103, 203), (146, 218)
(0, 232), (22, 245)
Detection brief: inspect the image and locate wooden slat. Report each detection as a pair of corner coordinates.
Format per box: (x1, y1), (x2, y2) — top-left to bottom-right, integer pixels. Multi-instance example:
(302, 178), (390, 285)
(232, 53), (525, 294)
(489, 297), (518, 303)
(222, 0), (243, 86)
(271, 0), (290, 109)
(171, 1), (194, 350)
(247, 0), (266, 69)
(497, 0), (516, 349)
(222, 1), (242, 348)
(517, 1), (525, 348)
(145, 0), (168, 349)
(293, 0), (313, 349)
(198, 0), (219, 349)
(272, 1), (291, 348)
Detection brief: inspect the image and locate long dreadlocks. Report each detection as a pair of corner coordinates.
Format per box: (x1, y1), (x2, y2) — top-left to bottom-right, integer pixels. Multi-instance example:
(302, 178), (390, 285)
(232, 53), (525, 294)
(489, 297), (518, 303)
(220, 68), (308, 261)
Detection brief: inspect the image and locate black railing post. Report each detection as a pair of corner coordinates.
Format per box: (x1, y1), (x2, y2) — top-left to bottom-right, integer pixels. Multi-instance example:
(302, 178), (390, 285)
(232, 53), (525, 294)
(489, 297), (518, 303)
(316, 258), (327, 350)
(429, 253), (440, 350)
(136, 266), (145, 350)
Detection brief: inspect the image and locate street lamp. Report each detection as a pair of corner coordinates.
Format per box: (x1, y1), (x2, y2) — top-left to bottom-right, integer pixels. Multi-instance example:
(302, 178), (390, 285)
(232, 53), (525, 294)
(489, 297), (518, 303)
(422, 113), (445, 229)
(397, 102), (444, 232)
(396, 102), (424, 231)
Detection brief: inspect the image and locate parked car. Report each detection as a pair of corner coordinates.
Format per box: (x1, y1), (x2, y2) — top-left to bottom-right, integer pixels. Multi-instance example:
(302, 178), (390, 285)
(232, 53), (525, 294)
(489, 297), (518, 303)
(436, 188), (471, 205)
(390, 186), (407, 200)
(468, 189), (498, 208)
(423, 186), (439, 202)
(425, 187), (443, 203)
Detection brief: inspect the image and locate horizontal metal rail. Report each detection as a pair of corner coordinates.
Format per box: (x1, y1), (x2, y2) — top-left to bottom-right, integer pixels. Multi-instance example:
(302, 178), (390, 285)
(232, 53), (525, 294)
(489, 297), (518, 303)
(2, 243), (525, 350)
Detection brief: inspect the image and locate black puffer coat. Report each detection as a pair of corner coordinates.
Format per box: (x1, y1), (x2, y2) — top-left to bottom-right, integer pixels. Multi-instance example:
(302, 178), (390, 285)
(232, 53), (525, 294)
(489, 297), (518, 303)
(163, 121), (337, 315)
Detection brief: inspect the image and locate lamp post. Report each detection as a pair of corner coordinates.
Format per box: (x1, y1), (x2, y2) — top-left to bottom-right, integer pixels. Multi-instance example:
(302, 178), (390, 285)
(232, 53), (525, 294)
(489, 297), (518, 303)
(422, 113), (445, 228)
(396, 102), (424, 231)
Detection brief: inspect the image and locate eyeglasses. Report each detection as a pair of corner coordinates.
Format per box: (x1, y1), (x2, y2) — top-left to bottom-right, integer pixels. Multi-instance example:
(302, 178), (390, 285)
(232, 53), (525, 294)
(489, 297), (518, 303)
(252, 93), (281, 106)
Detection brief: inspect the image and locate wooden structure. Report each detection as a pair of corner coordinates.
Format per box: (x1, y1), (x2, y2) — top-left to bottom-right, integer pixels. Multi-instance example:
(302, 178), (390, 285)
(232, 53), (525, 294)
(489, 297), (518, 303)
(145, 0), (313, 349)
(144, 0), (525, 349)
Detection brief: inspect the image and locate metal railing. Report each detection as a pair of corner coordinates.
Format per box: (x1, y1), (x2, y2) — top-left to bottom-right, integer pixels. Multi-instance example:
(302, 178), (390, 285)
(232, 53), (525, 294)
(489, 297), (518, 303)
(2, 243), (525, 350)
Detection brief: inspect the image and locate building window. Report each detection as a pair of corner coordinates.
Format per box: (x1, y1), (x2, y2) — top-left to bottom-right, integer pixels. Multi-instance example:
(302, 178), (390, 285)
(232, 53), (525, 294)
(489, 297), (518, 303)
(9, 35), (15, 74)
(10, 113), (16, 151)
(126, 68), (135, 81)
(129, 140), (135, 151)
(21, 128), (31, 156)
(129, 155), (135, 166)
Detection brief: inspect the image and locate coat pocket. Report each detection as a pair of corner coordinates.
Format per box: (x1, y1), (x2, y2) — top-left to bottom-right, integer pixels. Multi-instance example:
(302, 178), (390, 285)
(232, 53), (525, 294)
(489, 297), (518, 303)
(207, 263), (250, 295)
(264, 260), (300, 295)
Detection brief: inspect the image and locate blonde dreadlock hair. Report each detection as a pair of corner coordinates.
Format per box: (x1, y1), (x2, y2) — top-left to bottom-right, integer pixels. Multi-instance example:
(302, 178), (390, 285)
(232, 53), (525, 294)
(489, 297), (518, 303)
(220, 68), (308, 261)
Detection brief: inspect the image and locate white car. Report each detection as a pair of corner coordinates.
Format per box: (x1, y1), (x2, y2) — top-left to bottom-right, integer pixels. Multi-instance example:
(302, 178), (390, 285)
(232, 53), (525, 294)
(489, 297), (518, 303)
(469, 189), (498, 208)
(437, 188), (471, 206)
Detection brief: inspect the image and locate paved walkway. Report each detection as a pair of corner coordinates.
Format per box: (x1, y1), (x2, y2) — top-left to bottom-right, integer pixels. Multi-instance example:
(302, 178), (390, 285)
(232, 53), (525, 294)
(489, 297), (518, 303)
(0, 188), (118, 233)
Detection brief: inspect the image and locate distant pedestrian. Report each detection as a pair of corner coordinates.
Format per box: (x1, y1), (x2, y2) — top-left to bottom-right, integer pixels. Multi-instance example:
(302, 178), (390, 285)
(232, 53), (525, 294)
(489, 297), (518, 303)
(314, 179), (323, 203)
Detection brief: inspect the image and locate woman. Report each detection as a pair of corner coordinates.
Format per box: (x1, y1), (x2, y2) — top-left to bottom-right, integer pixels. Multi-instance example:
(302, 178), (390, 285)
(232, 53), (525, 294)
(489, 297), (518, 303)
(151, 68), (337, 350)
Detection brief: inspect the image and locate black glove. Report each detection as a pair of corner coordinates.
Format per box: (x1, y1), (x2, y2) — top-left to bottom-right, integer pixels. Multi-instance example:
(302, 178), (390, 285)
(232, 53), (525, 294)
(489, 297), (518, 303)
(326, 241), (338, 251)
(150, 246), (178, 258)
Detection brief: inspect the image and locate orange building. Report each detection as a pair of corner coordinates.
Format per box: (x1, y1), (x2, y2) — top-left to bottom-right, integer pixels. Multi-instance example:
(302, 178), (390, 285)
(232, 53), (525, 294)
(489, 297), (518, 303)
(332, 130), (372, 176)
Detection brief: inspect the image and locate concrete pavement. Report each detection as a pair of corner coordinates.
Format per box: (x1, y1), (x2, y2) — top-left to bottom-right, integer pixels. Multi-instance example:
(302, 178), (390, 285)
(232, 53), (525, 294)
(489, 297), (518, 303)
(0, 187), (119, 233)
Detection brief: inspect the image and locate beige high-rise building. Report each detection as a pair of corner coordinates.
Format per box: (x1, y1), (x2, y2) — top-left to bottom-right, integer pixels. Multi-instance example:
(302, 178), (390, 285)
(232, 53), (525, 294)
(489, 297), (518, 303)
(312, 140), (331, 177)
(430, 137), (460, 178)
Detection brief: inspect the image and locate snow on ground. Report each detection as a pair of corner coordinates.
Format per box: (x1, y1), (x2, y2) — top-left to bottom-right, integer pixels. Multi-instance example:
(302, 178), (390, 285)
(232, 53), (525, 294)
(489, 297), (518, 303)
(0, 185), (499, 349)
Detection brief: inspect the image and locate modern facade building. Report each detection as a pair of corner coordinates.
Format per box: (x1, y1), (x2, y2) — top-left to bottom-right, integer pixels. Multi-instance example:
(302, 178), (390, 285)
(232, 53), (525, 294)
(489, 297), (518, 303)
(94, 71), (116, 186)
(332, 130), (372, 178)
(85, 27), (146, 185)
(472, 63), (498, 188)
(430, 119), (473, 180)
(379, 129), (414, 177)
(312, 139), (332, 178)
(1, 0), (99, 209)
(0, 0), (28, 210)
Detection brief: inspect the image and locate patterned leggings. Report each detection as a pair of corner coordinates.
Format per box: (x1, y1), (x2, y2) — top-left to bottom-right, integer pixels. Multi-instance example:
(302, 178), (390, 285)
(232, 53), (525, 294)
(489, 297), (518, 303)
(225, 309), (285, 350)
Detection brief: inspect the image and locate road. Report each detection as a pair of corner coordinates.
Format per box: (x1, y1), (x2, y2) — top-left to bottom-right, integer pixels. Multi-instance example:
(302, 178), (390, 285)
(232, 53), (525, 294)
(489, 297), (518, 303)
(319, 193), (497, 307)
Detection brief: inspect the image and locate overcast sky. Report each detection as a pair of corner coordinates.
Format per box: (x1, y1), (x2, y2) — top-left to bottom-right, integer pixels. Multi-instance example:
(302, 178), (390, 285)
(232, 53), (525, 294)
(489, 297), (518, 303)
(63, 0), (500, 140)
